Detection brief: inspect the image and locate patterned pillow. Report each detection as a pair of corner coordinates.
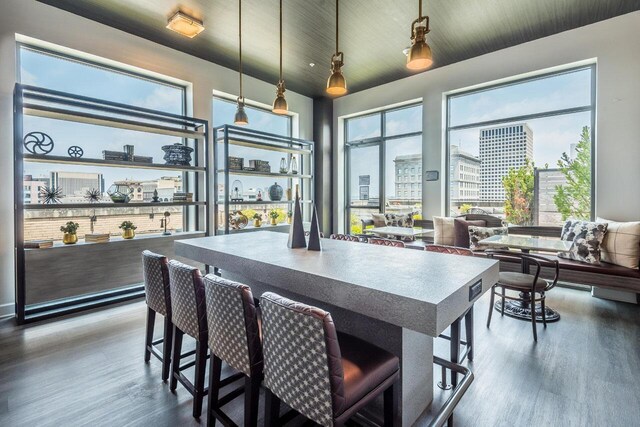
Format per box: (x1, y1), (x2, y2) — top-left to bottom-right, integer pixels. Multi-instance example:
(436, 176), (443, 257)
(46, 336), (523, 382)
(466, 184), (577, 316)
(561, 219), (582, 240)
(558, 221), (608, 265)
(384, 213), (414, 228)
(468, 226), (508, 251)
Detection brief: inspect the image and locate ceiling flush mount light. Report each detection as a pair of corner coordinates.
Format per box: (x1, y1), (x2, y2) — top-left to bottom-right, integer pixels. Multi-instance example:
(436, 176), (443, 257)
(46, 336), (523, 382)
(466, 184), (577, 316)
(272, 0), (288, 115)
(326, 0), (347, 96)
(166, 11), (205, 38)
(234, 0), (248, 125)
(407, 0), (433, 71)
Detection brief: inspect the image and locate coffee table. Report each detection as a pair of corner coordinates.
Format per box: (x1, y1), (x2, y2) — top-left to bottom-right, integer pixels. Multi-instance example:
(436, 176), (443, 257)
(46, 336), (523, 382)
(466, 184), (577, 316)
(368, 226), (434, 240)
(479, 234), (572, 322)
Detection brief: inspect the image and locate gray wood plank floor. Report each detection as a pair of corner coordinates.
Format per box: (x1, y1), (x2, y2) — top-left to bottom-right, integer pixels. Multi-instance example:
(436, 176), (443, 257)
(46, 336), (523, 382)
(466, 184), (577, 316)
(0, 286), (638, 426)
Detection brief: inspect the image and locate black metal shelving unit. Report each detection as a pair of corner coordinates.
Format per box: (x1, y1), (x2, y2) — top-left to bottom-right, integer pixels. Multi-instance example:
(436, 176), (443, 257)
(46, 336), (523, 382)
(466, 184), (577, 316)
(213, 125), (314, 235)
(13, 84), (210, 324)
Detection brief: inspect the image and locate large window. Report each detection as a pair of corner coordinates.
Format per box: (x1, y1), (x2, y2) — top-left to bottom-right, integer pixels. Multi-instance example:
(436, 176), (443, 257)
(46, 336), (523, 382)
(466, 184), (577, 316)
(345, 104), (422, 233)
(212, 96), (294, 231)
(19, 45), (188, 241)
(446, 65), (595, 226)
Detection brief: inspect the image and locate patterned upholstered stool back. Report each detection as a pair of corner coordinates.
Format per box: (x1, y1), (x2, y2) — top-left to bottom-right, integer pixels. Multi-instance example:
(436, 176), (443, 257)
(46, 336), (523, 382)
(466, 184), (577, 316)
(368, 237), (405, 248)
(260, 292), (345, 427)
(142, 250), (171, 318)
(203, 275), (262, 377)
(425, 244), (474, 256)
(168, 260), (207, 341)
(329, 234), (360, 242)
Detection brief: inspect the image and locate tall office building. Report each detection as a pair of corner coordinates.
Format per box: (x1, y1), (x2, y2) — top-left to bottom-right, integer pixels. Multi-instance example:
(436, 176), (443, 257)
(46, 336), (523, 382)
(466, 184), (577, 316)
(479, 123), (533, 202)
(393, 154), (422, 201)
(449, 145), (481, 205)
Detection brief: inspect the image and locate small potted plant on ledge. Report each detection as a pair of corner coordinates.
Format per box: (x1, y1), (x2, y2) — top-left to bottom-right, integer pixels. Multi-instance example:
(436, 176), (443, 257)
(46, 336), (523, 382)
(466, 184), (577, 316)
(252, 213), (262, 228)
(119, 220), (137, 239)
(269, 209), (279, 226)
(60, 221), (79, 245)
(286, 210), (292, 224)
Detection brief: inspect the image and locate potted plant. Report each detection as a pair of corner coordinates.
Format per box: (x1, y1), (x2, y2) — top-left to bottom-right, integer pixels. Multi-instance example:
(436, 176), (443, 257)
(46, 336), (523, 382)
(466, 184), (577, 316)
(252, 213), (262, 228)
(286, 210), (293, 224)
(119, 220), (137, 239)
(269, 210), (280, 226)
(60, 221), (79, 244)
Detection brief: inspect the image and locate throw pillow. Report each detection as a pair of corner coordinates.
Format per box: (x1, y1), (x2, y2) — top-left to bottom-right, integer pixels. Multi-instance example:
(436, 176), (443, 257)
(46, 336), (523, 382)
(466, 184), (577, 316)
(561, 219), (582, 240)
(453, 218), (486, 248)
(384, 213), (414, 228)
(371, 213), (387, 228)
(468, 226), (508, 251)
(558, 221), (608, 265)
(596, 217), (640, 269)
(433, 216), (455, 245)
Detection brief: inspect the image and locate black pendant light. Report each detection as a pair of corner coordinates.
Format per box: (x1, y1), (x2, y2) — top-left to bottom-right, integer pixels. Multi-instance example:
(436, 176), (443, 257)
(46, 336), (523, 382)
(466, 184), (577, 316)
(272, 0), (288, 114)
(407, 0), (433, 71)
(234, 0), (248, 125)
(326, 0), (347, 96)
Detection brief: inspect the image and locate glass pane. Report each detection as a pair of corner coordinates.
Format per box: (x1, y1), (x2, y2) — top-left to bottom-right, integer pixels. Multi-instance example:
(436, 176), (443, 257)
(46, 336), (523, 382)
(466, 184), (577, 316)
(385, 105), (422, 137)
(346, 113), (381, 141)
(349, 144), (380, 207)
(20, 47), (184, 115)
(385, 136), (422, 213)
(449, 68), (592, 127)
(447, 111), (592, 225)
(212, 97), (290, 137)
(348, 208), (379, 234)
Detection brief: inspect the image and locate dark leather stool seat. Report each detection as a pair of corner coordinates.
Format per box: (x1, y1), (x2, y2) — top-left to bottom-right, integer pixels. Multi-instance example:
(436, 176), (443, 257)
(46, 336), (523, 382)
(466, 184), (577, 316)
(336, 332), (399, 423)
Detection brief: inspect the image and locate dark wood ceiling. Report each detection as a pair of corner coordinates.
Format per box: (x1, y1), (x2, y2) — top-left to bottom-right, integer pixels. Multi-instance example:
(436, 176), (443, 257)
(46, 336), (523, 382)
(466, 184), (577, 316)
(37, 0), (640, 98)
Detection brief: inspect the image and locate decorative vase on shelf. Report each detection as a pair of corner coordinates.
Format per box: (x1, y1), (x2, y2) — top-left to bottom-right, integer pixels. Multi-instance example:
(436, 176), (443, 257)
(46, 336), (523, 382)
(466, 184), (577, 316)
(62, 233), (77, 245)
(287, 184), (306, 249)
(279, 157), (288, 174)
(161, 143), (194, 165)
(122, 229), (135, 239)
(307, 204), (322, 251)
(286, 188), (292, 201)
(270, 218), (278, 226)
(254, 218), (262, 228)
(290, 157), (298, 174)
(268, 182), (283, 201)
(107, 184), (133, 203)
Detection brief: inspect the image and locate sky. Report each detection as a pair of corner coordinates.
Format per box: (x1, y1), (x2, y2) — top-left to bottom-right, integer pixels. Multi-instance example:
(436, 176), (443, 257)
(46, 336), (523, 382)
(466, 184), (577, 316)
(20, 47), (304, 209)
(347, 67), (593, 204)
(21, 46), (592, 210)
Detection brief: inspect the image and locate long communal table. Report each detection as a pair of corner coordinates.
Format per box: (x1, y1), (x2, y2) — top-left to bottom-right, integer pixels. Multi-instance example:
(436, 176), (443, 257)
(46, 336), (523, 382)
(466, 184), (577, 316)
(175, 231), (499, 426)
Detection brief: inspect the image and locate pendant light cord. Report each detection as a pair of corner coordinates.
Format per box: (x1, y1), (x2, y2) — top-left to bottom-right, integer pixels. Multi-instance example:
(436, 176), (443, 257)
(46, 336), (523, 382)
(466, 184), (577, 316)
(279, 0), (283, 82)
(419, 0), (423, 19)
(335, 0), (339, 54)
(239, 0), (243, 98)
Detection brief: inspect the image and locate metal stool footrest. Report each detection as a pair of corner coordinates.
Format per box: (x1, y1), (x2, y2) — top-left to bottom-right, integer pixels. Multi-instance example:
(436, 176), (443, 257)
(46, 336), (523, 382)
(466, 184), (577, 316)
(429, 356), (474, 427)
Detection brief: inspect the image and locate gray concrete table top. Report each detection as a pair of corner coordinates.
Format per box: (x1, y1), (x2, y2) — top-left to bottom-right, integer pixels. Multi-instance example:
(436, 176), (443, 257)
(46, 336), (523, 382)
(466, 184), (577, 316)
(175, 231), (499, 337)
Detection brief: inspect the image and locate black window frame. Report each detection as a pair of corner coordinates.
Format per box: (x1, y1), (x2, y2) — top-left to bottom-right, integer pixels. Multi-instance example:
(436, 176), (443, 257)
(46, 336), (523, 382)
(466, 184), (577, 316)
(444, 64), (597, 221)
(344, 103), (423, 233)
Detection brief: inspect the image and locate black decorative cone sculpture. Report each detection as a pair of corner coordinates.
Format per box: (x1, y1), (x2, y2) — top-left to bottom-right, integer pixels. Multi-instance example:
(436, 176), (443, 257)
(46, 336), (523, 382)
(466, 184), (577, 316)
(307, 204), (322, 251)
(287, 185), (306, 248)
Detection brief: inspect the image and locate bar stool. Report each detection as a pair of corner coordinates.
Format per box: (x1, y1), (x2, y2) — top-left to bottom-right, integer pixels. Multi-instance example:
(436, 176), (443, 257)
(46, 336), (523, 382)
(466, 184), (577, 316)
(329, 233), (360, 242)
(425, 245), (475, 392)
(141, 250), (173, 381)
(168, 260), (209, 418)
(260, 292), (399, 427)
(203, 275), (262, 427)
(368, 237), (406, 248)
